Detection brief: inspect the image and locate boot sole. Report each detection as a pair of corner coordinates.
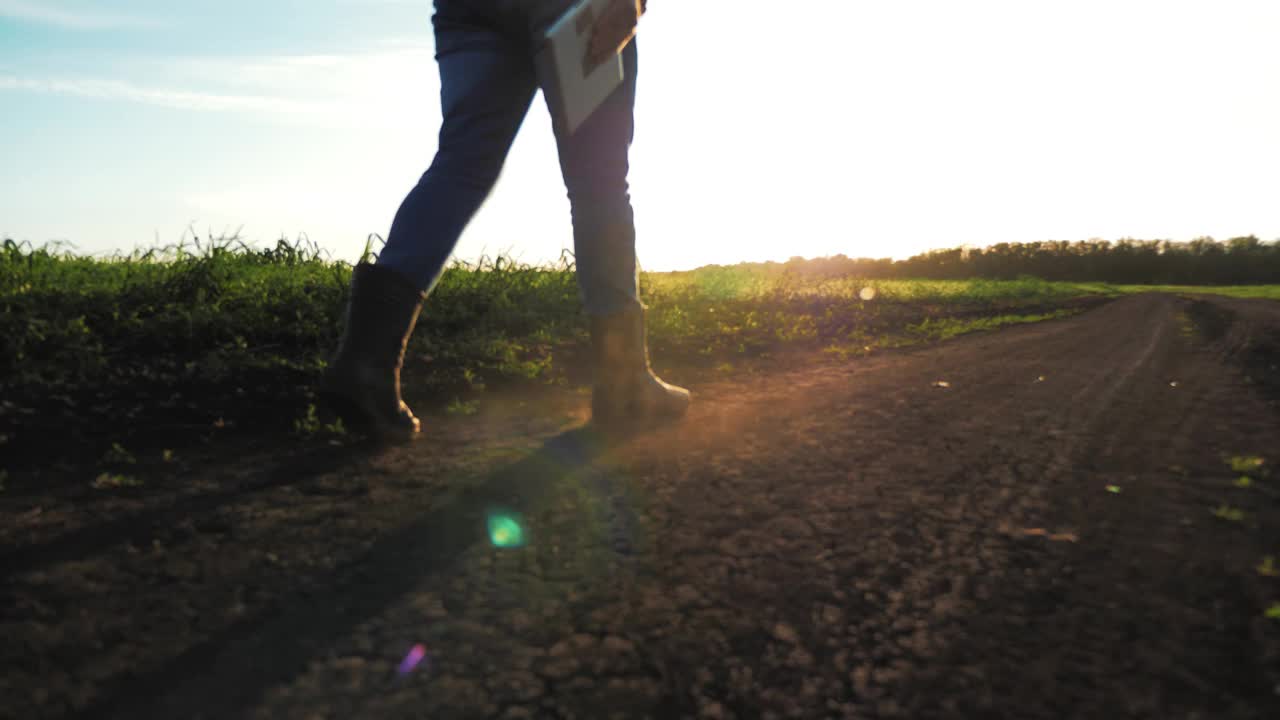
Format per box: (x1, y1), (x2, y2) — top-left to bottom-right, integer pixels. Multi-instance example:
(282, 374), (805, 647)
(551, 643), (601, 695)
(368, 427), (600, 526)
(319, 389), (420, 443)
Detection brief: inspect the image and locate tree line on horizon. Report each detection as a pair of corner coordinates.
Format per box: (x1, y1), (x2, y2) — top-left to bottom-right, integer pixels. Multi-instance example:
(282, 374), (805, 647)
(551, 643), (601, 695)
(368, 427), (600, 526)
(701, 236), (1280, 285)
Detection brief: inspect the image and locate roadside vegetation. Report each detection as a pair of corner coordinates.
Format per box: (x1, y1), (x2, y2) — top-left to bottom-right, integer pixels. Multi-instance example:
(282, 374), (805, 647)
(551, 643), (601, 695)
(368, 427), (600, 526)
(812, 235), (1280, 285)
(2, 233), (1276, 479)
(1108, 284), (1280, 301)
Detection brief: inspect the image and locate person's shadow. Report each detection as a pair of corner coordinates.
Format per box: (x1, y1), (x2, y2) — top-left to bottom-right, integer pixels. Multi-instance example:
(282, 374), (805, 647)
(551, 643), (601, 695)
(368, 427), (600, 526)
(82, 424), (645, 719)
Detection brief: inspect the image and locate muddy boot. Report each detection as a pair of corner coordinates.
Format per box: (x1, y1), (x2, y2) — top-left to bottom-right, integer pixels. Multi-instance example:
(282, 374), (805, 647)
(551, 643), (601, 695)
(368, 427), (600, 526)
(319, 262), (427, 442)
(589, 306), (691, 427)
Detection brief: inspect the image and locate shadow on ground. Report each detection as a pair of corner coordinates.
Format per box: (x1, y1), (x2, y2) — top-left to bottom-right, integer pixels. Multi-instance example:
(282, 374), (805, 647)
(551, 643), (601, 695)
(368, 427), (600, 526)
(80, 424), (631, 719)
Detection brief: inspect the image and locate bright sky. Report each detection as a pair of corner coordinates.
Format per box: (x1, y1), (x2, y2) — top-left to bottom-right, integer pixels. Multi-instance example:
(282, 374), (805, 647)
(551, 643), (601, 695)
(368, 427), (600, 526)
(2, 0), (1278, 271)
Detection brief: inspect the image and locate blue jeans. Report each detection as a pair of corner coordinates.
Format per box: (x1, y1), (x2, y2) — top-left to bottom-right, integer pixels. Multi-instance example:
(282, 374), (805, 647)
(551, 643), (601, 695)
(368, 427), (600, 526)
(375, 1), (643, 317)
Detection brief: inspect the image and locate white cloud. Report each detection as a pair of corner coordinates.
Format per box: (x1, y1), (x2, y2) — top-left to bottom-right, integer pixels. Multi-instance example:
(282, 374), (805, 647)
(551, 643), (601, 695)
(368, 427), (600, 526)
(170, 47), (436, 100)
(0, 73), (324, 115)
(0, 46), (440, 129)
(0, 0), (161, 29)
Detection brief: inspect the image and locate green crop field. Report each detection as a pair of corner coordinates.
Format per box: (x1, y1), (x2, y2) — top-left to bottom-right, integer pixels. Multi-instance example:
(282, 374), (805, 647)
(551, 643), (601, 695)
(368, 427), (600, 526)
(1108, 284), (1280, 300)
(1, 235), (1273, 476)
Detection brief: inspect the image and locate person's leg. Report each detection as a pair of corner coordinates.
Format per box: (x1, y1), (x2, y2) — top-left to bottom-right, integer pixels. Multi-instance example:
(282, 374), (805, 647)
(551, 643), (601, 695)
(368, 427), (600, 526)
(549, 40), (643, 318)
(544, 40), (689, 425)
(322, 10), (537, 440)
(375, 10), (539, 294)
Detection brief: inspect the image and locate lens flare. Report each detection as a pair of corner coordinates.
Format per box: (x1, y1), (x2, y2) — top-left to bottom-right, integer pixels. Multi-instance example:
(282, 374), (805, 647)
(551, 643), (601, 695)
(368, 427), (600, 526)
(487, 513), (526, 548)
(398, 644), (427, 675)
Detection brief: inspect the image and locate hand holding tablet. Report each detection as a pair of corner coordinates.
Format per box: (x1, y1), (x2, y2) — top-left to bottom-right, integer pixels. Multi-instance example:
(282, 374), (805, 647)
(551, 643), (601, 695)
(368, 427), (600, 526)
(537, 0), (644, 135)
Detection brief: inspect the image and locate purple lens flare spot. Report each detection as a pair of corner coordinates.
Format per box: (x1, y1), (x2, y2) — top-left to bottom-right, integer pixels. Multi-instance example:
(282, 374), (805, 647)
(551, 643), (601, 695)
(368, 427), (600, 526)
(398, 644), (427, 676)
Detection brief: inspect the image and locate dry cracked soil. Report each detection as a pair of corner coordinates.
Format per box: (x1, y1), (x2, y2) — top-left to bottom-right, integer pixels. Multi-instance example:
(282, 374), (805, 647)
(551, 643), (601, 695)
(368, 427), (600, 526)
(3, 293), (1280, 720)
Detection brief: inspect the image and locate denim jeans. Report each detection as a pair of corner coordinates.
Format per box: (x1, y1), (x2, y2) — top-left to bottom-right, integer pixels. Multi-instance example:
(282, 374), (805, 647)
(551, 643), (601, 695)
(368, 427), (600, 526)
(375, 0), (643, 318)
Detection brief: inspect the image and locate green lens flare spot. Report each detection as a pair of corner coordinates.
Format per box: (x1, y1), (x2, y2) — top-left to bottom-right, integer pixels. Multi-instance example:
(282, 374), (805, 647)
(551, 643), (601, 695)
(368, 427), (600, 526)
(487, 513), (526, 548)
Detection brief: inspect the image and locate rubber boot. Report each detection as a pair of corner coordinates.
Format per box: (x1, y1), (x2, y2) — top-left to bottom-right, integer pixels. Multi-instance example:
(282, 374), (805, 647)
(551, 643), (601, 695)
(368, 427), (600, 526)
(589, 306), (691, 427)
(319, 263), (427, 442)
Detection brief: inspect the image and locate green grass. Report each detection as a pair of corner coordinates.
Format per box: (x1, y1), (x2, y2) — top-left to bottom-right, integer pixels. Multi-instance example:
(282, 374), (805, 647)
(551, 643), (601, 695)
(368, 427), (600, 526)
(446, 398), (481, 416)
(91, 472), (143, 490)
(905, 309), (1082, 342)
(1212, 504), (1247, 523)
(13, 233), (1267, 472)
(647, 267), (1109, 305)
(640, 270), (1108, 353)
(1229, 456), (1267, 474)
(1108, 284), (1280, 300)
(1, 234), (587, 461)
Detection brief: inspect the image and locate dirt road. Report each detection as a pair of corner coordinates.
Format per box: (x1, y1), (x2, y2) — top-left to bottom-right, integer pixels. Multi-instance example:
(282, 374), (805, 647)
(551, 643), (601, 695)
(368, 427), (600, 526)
(4, 293), (1279, 719)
